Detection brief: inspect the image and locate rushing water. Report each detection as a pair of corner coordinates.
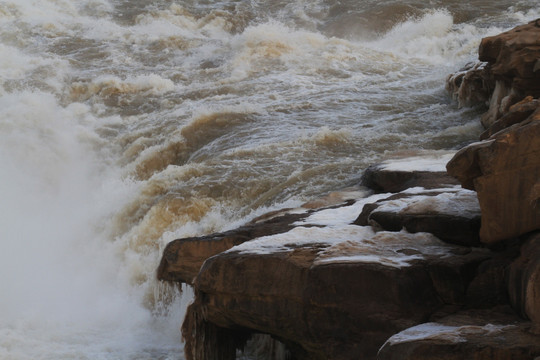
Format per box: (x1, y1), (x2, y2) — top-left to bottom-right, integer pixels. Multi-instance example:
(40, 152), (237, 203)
(0, 1), (538, 359)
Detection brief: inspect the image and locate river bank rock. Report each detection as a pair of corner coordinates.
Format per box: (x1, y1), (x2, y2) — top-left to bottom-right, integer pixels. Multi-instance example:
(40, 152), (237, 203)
(159, 153), (523, 360)
(354, 188), (481, 246)
(360, 153), (459, 193)
(157, 209), (311, 285)
(158, 189), (368, 285)
(445, 19), (540, 244)
(447, 115), (540, 243)
(183, 204), (491, 360)
(445, 18), (540, 129)
(377, 308), (540, 360)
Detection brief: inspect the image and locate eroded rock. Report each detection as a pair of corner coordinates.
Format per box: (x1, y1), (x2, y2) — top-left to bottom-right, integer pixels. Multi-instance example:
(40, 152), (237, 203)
(377, 308), (540, 360)
(185, 225), (490, 360)
(447, 118), (540, 243)
(157, 210), (311, 284)
(445, 62), (494, 108)
(508, 232), (540, 333)
(354, 188), (481, 247)
(446, 19), (540, 129)
(361, 153), (459, 193)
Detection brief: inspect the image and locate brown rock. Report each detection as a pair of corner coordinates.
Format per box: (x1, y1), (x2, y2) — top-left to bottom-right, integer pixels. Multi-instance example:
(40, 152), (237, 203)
(480, 96), (540, 140)
(377, 308), (540, 360)
(182, 227), (490, 360)
(447, 19), (540, 129)
(445, 62), (494, 108)
(508, 232), (540, 333)
(361, 165), (459, 193)
(479, 19), (540, 93)
(354, 189), (481, 247)
(158, 194), (362, 285)
(446, 117), (540, 243)
(157, 210), (310, 284)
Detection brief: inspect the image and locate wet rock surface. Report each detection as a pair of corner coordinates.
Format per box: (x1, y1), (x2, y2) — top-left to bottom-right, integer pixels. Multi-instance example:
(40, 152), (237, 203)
(378, 308), (540, 360)
(354, 188), (481, 246)
(157, 210), (312, 285)
(184, 224), (490, 359)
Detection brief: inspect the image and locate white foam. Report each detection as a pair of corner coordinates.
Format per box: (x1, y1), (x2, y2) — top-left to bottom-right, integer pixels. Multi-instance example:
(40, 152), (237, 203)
(0, 90), (186, 359)
(370, 9), (508, 65)
(380, 152), (455, 172)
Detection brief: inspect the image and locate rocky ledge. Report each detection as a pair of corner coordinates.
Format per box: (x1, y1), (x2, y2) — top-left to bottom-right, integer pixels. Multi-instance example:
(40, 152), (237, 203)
(158, 20), (540, 360)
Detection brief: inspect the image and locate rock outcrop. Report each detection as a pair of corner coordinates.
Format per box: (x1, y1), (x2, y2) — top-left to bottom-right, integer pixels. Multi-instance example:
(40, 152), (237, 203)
(182, 218), (490, 359)
(157, 209), (312, 285)
(446, 18), (540, 243)
(354, 188), (481, 246)
(447, 113), (540, 243)
(159, 154), (534, 360)
(378, 308), (540, 360)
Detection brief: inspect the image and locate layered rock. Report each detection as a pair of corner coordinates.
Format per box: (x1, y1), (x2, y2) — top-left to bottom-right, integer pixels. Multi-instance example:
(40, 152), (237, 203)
(446, 19), (540, 243)
(446, 18), (540, 128)
(447, 113), (540, 243)
(360, 153), (459, 193)
(159, 155), (514, 360)
(378, 308), (540, 360)
(182, 204), (490, 360)
(354, 188), (481, 246)
(480, 18), (540, 128)
(157, 209), (312, 285)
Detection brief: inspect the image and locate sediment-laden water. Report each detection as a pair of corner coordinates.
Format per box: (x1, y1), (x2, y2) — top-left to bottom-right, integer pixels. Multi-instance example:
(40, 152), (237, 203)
(0, 0), (538, 358)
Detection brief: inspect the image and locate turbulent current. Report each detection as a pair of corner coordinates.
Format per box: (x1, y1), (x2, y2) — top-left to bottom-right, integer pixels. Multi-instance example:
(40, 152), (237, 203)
(0, 0), (538, 359)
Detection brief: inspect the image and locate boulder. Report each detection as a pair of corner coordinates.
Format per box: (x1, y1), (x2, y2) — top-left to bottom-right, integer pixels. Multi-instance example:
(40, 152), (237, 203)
(446, 115), (540, 243)
(157, 209), (311, 285)
(445, 19), (540, 129)
(158, 189), (366, 285)
(377, 308), (540, 360)
(479, 19), (540, 93)
(354, 188), (481, 247)
(182, 217), (490, 360)
(479, 19), (540, 128)
(361, 153), (459, 193)
(445, 62), (494, 108)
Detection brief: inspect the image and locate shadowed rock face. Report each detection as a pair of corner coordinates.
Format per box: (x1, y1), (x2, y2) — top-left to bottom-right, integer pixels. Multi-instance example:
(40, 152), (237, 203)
(377, 308), (540, 360)
(479, 18), (540, 128)
(508, 232), (540, 333)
